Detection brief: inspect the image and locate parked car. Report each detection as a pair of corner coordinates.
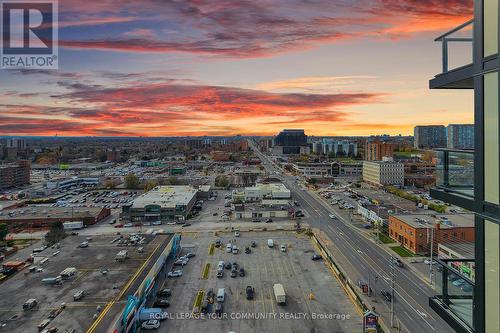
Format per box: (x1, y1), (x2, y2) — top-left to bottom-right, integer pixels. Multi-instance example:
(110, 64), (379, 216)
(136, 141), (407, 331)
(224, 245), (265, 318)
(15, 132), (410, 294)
(153, 298), (170, 307)
(234, 231), (240, 237)
(239, 267), (245, 277)
(280, 244), (287, 253)
(174, 259), (187, 266)
(185, 252), (195, 258)
(157, 288), (171, 297)
(245, 247), (251, 254)
(311, 254), (322, 261)
(265, 218), (273, 223)
(250, 241), (256, 248)
(380, 289), (392, 302)
(225, 262), (232, 269)
(141, 319), (160, 330)
(230, 270), (237, 278)
(216, 269), (224, 278)
(246, 286), (254, 300)
(215, 240), (221, 248)
(168, 270), (182, 278)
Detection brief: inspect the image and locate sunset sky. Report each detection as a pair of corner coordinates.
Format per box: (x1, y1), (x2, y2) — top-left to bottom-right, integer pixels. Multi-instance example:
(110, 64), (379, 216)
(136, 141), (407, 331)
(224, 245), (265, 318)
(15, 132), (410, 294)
(0, 0), (475, 137)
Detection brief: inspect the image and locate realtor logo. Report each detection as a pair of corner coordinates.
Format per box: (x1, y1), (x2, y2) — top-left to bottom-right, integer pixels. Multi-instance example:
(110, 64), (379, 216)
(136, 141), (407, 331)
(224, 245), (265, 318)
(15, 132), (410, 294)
(1, 0), (58, 69)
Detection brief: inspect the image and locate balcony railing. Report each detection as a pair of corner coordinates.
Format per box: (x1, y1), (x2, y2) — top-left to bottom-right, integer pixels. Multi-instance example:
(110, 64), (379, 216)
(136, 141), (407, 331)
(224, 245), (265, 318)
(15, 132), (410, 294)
(435, 148), (474, 198)
(429, 258), (475, 333)
(435, 19), (473, 74)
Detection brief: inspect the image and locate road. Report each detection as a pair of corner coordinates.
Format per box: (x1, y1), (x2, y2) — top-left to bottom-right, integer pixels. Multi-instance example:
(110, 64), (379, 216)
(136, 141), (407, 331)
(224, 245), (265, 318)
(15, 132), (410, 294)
(250, 141), (454, 333)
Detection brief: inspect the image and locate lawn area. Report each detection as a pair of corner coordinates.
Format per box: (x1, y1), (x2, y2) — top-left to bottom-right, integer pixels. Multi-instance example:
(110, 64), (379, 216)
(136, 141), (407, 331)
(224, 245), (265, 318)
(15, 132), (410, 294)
(378, 233), (395, 244)
(390, 245), (415, 257)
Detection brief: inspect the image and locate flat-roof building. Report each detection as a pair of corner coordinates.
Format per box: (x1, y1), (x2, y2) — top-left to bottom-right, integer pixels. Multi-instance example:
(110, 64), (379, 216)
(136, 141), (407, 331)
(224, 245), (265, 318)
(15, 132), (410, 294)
(121, 186), (198, 223)
(363, 160), (404, 186)
(389, 213), (474, 255)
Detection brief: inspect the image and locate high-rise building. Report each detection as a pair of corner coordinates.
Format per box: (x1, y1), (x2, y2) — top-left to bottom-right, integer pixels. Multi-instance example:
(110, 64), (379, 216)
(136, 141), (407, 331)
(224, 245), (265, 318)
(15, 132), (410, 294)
(447, 124), (474, 149)
(414, 125), (447, 149)
(0, 160), (30, 189)
(273, 129), (308, 155)
(365, 140), (394, 160)
(428, 2), (499, 333)
(322, 139), (358, 157)
(106, 148), (119, 162)
(6, 138), (26, 150)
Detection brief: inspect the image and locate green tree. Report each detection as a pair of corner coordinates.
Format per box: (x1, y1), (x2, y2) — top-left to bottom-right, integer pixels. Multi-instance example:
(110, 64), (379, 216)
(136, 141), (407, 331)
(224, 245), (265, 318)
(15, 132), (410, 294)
(124, 173), (140, 189)
(215, 175), (230, 188)
(45, 221), (66, 246)
(144, 180), (158, 192)
(0, 223), (9, 245)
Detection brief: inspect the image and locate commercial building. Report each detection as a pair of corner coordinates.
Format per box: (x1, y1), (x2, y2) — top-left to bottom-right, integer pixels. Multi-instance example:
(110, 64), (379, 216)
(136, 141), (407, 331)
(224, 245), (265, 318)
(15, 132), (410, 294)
(232, 182), (291, 203)
(388, 214), (475, 255)
(322, 139), (358, 157)
(0, 160), (30, 189)
(362, 160), (404, 186)
(106, 148), (119, 162)
(121, 186), (198, 223)
(365, 140), (394, 161)
(0, 206), (110, 231)
(403, 161), (436, 188)
(291, 161), (362, 179)
(427, 2), (499, 332)
(414, 125), (447, 149)
(233, 200), (292, 220)
(273, 129), (308, 155)
(447, 124), (475, 149)
(438, 242), (475, 281)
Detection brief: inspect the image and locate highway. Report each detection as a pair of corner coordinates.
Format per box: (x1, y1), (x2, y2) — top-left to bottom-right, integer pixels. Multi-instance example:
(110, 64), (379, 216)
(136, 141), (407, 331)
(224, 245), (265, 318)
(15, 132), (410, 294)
(250, 142), (454, 333)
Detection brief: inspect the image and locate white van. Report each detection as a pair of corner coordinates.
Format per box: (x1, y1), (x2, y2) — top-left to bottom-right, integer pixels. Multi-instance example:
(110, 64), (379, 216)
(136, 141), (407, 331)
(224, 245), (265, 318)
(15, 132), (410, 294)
(226, 244), (232, 253)
(217, 288), (225, 302)
(267, 239), (274, 248)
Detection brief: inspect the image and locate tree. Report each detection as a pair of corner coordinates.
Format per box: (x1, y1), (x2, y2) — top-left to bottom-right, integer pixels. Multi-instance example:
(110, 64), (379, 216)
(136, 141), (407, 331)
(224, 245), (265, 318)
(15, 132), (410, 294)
(45, 221), (66, 246)
(124, 173), (140, 189)
(215, 175), (230, 188)
(0, 223), (9, 245)
(144, 180), (158, 192)
(104, 179), (117, 189)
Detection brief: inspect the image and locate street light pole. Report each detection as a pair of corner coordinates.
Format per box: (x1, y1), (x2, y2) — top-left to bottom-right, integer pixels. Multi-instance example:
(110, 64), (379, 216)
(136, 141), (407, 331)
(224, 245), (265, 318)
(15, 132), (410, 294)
(390, 259), (395, 327)
(429, 226), (434, 286)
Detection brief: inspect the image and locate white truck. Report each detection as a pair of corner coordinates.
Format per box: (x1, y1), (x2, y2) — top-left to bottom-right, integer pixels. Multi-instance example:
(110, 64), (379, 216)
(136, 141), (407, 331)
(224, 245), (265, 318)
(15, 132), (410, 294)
(115, 250), (128, 262)
(63, 221), (84, 230)
(273, 283), (286, 304)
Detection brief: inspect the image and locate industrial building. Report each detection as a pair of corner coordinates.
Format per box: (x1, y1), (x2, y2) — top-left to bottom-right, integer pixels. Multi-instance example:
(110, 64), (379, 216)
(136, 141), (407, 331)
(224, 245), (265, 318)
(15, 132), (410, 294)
(121, 186), (198, 223)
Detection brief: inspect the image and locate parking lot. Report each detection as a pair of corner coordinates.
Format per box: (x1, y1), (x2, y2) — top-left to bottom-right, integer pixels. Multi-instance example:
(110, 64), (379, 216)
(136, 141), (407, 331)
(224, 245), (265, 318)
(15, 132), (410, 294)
(155, 231), (362, 333)
(0, 232), (160, 333)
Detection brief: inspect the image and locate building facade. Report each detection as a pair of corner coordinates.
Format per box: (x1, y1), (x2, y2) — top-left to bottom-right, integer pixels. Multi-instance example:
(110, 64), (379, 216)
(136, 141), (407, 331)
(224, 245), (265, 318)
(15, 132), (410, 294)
(428, 2), (500, 332)
(365, 140), (394, 161)
(447, 124), (475, 149)
(273, 129), (308, 155)
(0, 160), (30, 189)
(388, 214), (475, 255)
(414, 125), (447, 149)
(362, 161), (404, 186)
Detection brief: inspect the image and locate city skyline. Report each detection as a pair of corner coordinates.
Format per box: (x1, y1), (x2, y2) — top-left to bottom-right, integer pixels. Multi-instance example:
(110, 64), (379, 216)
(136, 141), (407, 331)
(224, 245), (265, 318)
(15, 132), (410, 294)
(0, 0), (474, 137)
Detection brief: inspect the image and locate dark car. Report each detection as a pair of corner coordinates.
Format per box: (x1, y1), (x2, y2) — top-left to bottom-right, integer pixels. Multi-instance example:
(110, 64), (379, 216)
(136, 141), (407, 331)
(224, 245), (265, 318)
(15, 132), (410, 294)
(250, 241), (256, 248)
(245, 247), (251, 254)
(265, 218), (273, 223)
(215, 240), (221, 248)
(156, 288), (172, 297)
(380, 289), (392, 302)
(181, 223), (191, 228)
(390, 256), (404, 268)
(225, 262), (232, 270)
(153, 298), (170, 308)
(239, 267), (245, 277)
(311, 254), (322, 261)
(213, 212), (218, 216)
(246, 286), (254, 300)
(230, 270), (237, 278)
(231, 262), (239, 270)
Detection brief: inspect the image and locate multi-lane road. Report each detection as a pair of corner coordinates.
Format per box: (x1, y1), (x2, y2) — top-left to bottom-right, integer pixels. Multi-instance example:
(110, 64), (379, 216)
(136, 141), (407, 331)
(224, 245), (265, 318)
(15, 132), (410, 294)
(250, 142), (454, 333)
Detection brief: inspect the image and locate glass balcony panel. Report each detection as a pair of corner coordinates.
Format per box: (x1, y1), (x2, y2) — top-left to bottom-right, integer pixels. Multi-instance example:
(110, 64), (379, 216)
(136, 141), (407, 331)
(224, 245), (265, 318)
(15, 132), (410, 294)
(435, 20), (473, 74)
(435, 149), (474, 198)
